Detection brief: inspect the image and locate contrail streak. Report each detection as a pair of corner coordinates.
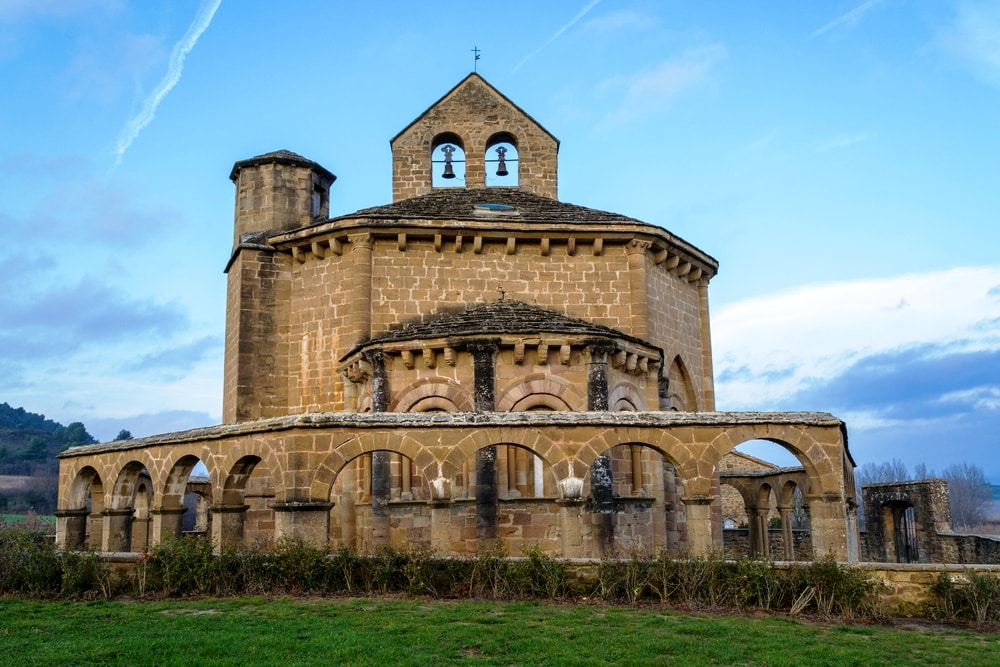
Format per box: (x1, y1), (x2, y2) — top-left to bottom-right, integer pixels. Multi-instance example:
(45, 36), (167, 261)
(810, 0), (884, 39)
(513, 0), (601, 73)
(113, 0), (222, 167)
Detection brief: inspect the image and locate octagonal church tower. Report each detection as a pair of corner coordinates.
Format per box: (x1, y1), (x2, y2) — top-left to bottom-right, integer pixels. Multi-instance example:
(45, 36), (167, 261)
(223, 73), (719, 425)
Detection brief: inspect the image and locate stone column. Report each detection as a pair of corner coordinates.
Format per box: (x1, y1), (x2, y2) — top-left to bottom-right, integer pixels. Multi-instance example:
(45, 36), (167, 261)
(348, 233), (373, 345)
(364, 349), (388, 412)
(515, 448), (529, 497)
(682, 496), (715, 557)
(102, 508), (134, 552)
(211, 504), (249, 551)
(371, 450), (391, 549)
(55, 509), (89, 550)
(626, 239), (652, 339)
(778, 506), (795, 560)
(339, 463), (358, 549)
(468, 340), (499, 543)
(557, 499), (587, 557)
(631, 446), (644, 495)
(273, 501), (334, 547)
(587, 341), (615, 554)
(429, 500), (452, 553)
(697, 278), (716, 411)
(806, 494), (850, 561)
(149, 507), (186, 547)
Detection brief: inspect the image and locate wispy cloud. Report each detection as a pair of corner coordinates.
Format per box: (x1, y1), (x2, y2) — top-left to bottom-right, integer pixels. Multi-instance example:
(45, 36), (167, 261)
(582, 8), (653, 34)
(606, 43), (726, 123)
(810, 0), (886, 40)
(937, 1), (1000, 87)
(513, 0), (601, 73)
(815, 132), (871, 153)
(112, 0), (221, 167)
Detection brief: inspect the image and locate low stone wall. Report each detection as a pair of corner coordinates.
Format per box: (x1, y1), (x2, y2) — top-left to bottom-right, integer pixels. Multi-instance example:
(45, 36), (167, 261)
(854, 562), (1000, 615)
(94, 551), (1000, 617)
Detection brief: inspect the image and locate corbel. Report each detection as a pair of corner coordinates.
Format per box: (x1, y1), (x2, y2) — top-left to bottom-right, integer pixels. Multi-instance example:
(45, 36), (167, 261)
(422, 348), (436, 368)
(474, 235), (483, 254)
(513, 341), (525, 364)
(292, 246), (306, 264)
(311, 241), (326, 259)
(540, 237), (550, 256)
(536, 342), (549, 365)
(455, 235), (463, 253)
(506, 237), (516, 255)
(400, 350), (415, 370)
(433, 233), (442, 252)
(559, 345), (572, 365)
(330, 238), (343, 256)
(443, 347), (456, 366)
(593, 238), (603, 256)
(397, 233), (407, 252)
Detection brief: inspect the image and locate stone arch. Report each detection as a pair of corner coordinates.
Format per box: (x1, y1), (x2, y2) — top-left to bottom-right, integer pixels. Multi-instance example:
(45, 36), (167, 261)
(609, 381), (645, 411)
(390, 377), (474, 412)
(485, 131), (518, 187)
(61, 466), (104, 550)
(666, 355), (698, 411)
(110, 460), (149, 510)
(432, 131), (466, 187)
(496, 374), (586, 412)
(162, 454), (205, 508)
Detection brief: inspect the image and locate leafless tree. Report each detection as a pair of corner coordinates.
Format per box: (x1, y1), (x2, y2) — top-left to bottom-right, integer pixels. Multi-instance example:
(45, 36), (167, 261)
(940, 462), (992, 528)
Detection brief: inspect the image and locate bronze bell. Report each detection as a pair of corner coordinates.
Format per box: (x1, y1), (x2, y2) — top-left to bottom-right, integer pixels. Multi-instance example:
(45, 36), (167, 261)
(495, 146), (508, 176)
(441, 145), (456, 179)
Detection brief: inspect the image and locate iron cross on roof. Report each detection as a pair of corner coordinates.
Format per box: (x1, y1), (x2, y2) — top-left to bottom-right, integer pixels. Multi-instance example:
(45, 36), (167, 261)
(471, 46), (481, 72)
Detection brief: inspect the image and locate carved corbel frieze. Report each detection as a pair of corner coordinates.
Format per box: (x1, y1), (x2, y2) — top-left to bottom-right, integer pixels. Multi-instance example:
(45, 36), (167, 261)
(513, 341), (525, 364)
(443, 347), (456, 366)
(422, 348), (436, 368)
(400, 350), (415, 369)
(559, 345), (572, 365)
(292, 246), (306, 263)
(536, 342), (549, 365)
(311, 241), (326, 259)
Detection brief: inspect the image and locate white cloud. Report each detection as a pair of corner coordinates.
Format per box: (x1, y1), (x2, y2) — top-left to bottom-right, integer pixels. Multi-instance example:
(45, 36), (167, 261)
(937, 0), (1000, 87)
(582, 9), (654, 34)
(607, 43), (726, 123)
(810, 0), (887, 40)
(713, 266), (1000, 408)
(112, 0), (222, 167)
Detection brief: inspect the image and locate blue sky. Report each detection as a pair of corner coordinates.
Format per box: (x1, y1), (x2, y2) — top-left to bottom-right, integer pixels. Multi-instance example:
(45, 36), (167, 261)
(1, 1), (998, 480)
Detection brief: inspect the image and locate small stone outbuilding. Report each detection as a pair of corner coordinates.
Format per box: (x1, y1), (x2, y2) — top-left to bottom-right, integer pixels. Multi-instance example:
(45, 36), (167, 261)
(56, 74), (860, 560)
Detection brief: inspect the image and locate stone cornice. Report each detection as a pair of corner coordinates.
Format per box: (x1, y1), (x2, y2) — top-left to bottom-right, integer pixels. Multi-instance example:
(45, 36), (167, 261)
(58, 411), (846, 458)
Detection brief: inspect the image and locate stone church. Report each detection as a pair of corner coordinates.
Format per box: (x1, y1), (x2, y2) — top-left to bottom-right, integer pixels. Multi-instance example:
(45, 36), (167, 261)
(56, 73), (860, 561)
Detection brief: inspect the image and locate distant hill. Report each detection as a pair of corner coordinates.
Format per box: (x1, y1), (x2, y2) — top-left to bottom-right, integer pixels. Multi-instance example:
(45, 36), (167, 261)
(0, 402), (96, 477)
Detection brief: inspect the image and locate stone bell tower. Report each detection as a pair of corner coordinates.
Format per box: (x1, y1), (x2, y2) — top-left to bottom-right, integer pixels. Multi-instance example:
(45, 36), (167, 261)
(390, 73), (560, 201)
(222, 150), (335, 423)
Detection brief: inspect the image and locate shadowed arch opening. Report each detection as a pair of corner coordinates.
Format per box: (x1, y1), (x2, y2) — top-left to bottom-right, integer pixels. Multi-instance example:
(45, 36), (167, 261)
(64, 466), (104, 550)
(485, 132), (518, 187)
(328, 450), (431, 554)
(666, 355), (697, 411)
(585, 441), (687, 556)
(432, 132), (465, 187)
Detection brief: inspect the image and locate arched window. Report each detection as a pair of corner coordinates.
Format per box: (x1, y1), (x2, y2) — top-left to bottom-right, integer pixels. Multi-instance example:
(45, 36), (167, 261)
(486, 133), (518, 187)
(432, 132), (465, 187)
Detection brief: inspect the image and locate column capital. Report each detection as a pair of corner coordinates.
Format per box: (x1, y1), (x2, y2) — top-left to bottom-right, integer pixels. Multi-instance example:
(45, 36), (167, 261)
(626, 238), (653, 255)
(348, 233), (373, 250)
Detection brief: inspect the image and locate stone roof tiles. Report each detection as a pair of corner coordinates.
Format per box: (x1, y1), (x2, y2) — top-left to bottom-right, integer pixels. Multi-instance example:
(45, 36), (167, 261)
(361, 300), (647, 348)
(337, 187), (644, 226)
(229, 149), (336, 183)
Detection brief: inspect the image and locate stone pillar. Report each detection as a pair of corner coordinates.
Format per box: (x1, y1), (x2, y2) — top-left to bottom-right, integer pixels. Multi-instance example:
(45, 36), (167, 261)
(475, 446), (499, 542)
(55, 509), (89, 550)
(371, 451), (391, 549)
(626, 239), (652, 339)
(682, 496), (715, 557)
(469, 340), (499, 543)
(515, 448), (529, 497)
(273, 501), (334, 547)
(587, 341), (615, 554)
(631, 446), (644, 495)
(697, 278), (716, 411)
(806, 495), (850, 561)
(365, 349), (388, 412)
(586, 341), (614, 411)
(429, 500), (452, 553)
(506, 446), (519, 498)
(400, 456), (413, 501)
(102, 508), (135, 552)
(590, 454), (614, 556)
(340, 463), (358, 549)
(557, 499), (587, 557)
(468, 340), (498, 412)
(211, 505), (249, 551)
(149, 507), (186, 547)
(779, 507), (795, 560)
(348, 233), (373, 345)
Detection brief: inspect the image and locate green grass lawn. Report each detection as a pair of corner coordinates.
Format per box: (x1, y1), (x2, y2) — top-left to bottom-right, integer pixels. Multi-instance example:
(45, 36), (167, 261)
(0, 597), (996, 666)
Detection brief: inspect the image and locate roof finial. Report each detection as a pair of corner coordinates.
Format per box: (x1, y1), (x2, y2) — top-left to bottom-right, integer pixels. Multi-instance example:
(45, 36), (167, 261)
(471, 46), (481, 72)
